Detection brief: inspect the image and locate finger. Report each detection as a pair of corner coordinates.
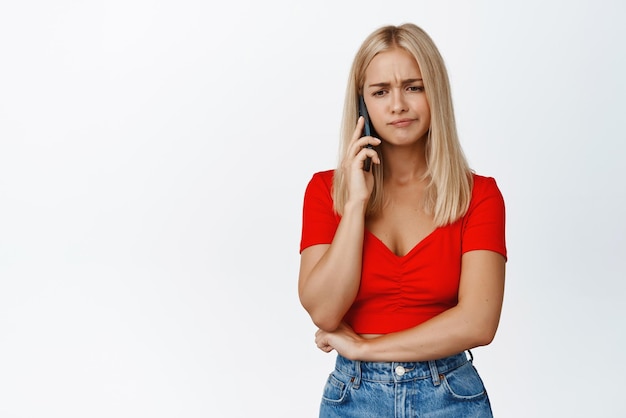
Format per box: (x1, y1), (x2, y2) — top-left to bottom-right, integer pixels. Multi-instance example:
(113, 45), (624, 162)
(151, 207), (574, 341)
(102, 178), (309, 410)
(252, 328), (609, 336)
(358, 135), (381, 148)
(315, 337), (334, 352)
(317, 341), (332, 352)
(315, 330), (324, 346)
(350, 116), (366, 142)
(364, 146), (380, 162)
(347, 136), (381, 159)
(353, 145), (381, 168)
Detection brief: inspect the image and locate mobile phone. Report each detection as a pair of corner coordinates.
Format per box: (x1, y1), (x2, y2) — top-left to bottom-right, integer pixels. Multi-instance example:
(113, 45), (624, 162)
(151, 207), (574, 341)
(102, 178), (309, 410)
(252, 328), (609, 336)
(358, 95), (376, 172)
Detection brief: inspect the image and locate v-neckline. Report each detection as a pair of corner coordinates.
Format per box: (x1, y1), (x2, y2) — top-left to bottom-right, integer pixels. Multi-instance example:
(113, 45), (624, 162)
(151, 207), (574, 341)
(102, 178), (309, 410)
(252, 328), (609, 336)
(365, 227), (439, 259)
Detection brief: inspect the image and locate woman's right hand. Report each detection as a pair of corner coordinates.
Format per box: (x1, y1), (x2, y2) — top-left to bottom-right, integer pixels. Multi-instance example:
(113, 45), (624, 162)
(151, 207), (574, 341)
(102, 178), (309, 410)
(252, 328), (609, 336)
(342, 116), (381, 205)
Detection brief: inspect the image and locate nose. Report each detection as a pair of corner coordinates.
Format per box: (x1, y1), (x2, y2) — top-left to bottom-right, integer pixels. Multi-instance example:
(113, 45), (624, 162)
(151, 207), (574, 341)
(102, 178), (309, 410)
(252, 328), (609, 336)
(391, 91), (407, 113)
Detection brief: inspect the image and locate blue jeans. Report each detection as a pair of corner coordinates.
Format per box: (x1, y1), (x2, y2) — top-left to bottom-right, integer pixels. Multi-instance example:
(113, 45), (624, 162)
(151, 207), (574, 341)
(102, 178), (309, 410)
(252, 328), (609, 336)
(319, 351), (493, 417)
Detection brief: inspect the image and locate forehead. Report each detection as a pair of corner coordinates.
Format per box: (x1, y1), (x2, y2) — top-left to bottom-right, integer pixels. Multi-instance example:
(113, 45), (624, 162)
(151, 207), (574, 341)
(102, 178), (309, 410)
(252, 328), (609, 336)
(364, 48), (422, 83)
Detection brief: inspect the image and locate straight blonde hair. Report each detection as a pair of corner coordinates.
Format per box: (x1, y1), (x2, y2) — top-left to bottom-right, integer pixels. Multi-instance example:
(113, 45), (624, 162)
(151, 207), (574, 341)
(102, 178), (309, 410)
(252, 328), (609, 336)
(332, 23), (473, 226)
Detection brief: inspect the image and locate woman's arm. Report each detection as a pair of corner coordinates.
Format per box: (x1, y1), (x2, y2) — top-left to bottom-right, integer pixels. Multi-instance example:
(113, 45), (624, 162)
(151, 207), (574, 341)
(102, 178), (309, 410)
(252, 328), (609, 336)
(299, 118), (380, 332)
(298, 200), (367, 332)
(315, 249), (506, 361)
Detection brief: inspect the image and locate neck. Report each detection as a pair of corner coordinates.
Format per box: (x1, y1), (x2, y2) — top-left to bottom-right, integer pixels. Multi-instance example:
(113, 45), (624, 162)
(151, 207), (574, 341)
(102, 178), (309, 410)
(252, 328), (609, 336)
(381, 141), (428, 185)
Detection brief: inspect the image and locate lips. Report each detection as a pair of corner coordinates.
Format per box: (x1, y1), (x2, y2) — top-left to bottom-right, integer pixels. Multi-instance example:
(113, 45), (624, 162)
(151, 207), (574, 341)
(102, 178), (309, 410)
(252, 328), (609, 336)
(389, 118), (416, 128)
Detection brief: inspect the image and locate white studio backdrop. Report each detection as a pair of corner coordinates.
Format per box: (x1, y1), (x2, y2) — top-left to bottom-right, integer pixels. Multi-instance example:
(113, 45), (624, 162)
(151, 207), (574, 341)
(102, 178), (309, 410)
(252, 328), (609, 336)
(1, 1), (624, 417)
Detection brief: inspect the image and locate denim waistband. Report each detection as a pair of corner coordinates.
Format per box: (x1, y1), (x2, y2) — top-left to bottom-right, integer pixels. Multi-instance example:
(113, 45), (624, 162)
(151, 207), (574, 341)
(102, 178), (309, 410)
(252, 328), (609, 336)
(334, 351), (471, 386)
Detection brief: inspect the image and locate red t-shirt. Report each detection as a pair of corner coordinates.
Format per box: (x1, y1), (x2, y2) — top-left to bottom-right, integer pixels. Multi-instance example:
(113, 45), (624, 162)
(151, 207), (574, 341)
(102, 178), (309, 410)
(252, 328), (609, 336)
(300, 170), (507, 334)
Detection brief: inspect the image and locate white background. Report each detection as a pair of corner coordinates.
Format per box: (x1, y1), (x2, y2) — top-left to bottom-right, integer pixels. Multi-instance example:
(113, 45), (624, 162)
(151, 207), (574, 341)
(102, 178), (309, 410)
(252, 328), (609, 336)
(1, 1), (625, 417)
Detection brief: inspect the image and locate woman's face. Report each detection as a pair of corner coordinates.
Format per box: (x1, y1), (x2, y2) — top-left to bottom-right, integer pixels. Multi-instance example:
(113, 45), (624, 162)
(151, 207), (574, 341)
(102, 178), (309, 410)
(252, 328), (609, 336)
(362, 48), (431, 147)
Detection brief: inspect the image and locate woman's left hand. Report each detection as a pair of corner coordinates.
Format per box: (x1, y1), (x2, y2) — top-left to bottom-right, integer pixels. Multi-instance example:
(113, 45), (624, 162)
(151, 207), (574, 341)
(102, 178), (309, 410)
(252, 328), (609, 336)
(315, 322), (366, 360)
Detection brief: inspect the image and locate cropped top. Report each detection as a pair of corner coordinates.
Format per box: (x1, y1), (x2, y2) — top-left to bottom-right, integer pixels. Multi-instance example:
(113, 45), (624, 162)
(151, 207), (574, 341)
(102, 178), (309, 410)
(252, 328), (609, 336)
(299, 170), (507, 334)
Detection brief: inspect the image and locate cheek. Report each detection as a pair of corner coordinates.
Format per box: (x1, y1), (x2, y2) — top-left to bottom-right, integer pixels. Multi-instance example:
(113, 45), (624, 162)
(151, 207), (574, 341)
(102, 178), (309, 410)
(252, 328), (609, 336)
(368, 104), (386, 128)
(419, 95), (431, 111)
(419, 98), (431, 120)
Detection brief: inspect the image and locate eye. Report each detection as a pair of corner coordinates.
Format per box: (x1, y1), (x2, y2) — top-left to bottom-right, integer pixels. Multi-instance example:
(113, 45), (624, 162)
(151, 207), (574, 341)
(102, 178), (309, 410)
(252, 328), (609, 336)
(372, 89), (387, 97)
(407, 85), (425, 92)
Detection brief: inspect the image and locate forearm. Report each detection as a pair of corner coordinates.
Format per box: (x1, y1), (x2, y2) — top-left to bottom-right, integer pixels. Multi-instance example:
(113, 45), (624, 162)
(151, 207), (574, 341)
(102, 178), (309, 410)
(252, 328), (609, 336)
(299, 201), (367, 331)
(355, 304), (501, 362)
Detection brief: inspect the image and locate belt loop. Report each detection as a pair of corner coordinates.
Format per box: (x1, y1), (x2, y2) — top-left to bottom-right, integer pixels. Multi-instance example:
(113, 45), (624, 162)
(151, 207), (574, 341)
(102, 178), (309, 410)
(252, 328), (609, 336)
(428, 360), (441, 386)
(352, 360), (362, 389)
(467, 349), (474, 363)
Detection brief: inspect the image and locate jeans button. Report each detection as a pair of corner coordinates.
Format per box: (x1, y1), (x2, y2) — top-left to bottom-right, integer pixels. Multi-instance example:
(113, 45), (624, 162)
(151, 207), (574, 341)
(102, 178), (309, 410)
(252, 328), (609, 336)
(395, 365), (406, 376)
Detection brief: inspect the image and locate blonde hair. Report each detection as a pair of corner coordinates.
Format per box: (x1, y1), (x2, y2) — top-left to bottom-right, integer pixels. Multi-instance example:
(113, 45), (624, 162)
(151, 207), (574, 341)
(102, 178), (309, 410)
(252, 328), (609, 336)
(332, 23), (473, 226)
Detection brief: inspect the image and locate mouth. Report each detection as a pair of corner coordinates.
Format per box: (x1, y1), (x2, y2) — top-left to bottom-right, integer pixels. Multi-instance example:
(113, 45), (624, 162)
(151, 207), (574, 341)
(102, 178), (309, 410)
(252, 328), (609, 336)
(388, 118), (416, 128)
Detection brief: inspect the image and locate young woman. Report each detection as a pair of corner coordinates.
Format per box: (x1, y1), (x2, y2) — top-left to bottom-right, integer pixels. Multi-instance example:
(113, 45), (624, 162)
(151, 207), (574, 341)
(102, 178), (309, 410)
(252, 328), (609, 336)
(298, 23), (506, 417)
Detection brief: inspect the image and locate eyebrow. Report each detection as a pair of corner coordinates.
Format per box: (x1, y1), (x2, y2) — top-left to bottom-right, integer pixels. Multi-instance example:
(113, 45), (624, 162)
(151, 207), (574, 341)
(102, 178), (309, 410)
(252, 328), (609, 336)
(367, 78), (423, 88)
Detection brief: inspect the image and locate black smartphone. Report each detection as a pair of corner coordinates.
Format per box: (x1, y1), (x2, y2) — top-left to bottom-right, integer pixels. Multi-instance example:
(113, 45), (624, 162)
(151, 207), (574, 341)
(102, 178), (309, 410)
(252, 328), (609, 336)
(358, 95), (376, 172)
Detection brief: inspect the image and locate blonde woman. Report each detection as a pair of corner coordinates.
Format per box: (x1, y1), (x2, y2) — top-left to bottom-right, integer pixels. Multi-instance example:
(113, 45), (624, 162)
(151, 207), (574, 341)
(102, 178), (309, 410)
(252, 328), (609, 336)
(299, 23), (506, 417)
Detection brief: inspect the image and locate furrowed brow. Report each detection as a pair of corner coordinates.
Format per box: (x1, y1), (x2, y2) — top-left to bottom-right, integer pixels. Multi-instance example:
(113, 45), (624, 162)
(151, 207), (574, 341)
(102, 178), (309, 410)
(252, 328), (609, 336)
(367, 78), (423, 88)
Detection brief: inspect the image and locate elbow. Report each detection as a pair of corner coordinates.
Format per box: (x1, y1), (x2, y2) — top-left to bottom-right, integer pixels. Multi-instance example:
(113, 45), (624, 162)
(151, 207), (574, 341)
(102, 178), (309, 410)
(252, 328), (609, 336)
(460, 305), (501, 348)
(474, 330), (496, 347)
(313, 317), (342, 332)
(471, 323), (499, 347)
(300, 301), (343, 331)
(299, 294), (344, 331)
(309, 309), (343, 332)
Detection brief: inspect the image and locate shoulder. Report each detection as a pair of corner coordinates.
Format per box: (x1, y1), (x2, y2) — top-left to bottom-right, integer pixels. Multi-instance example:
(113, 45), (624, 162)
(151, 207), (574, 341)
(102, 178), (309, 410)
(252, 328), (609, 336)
(471, 173), (504, 201)
(305, 169), (335, 195)
(300, 170), (339, 252)
(310, 169), (335, 185)
(464, 173), (506, 220)
(463, 173), (507, 259)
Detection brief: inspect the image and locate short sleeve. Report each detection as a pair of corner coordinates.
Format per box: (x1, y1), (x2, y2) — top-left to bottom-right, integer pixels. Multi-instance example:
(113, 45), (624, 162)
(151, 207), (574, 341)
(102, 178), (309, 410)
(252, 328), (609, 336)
(461, 176), (507, 260)
(300, 170), (340, 253)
